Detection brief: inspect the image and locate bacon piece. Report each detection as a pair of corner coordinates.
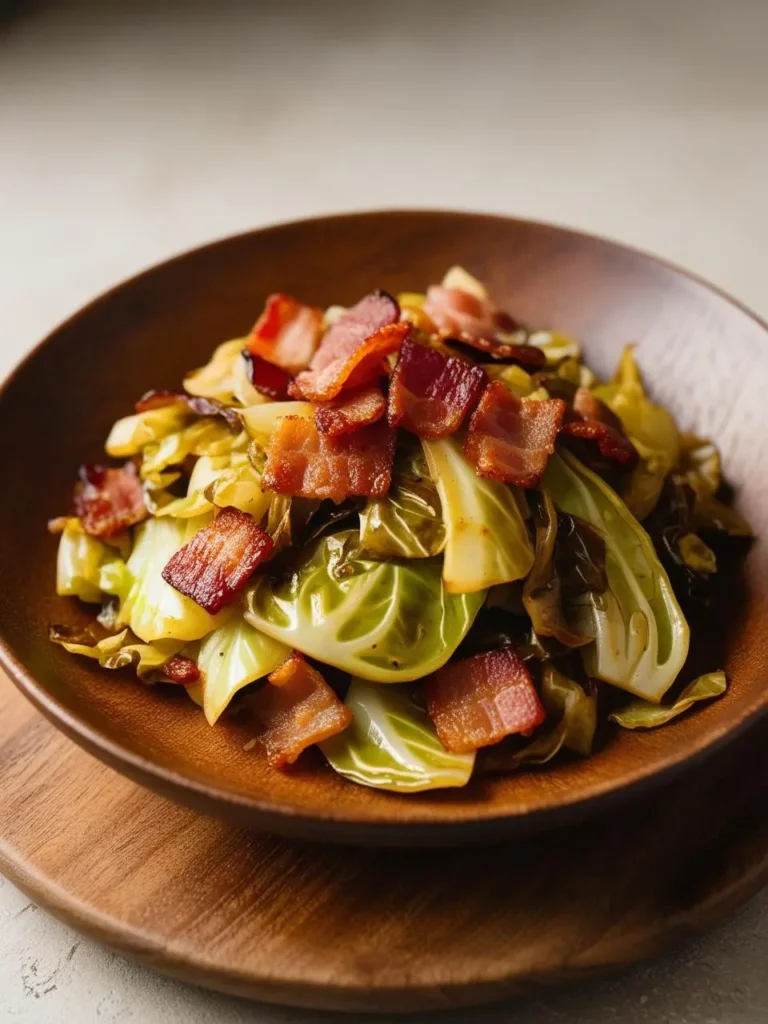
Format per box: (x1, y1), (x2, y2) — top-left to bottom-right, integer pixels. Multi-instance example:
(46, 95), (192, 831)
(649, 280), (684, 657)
(423, 285), (544, 368)
(425, 648), (546, 753)
(74, 463), (148, 538)
(560, 386), (639, 467)
(387, 336), (487, 439)
(162, 507), (274, 613)
(464, 381), (566, 488)
(315, 383), (387, 436)
(248, 293), (324, 373)
(135, 389), (241, 427)
(289, 291), (404, 401)
(262, 416), (395, 504)
(241, 350), (292, 400)
(161, 654), (201, 685)
(252, 652), (351, 768)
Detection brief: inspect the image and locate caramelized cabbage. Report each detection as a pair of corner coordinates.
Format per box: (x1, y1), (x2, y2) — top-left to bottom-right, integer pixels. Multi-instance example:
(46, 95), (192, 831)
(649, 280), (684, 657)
(423, 437), (534, 593)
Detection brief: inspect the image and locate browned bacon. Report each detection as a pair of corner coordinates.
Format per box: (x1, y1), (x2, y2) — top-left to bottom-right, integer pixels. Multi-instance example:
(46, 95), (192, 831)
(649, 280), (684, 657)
(315, 383), (387, 437)
(74, 463), (148, 538)
(425, 647), (546, 753)
(387, 336), (486, 438)
(262, 416), (396, 504)
(162, 507), (274, 613)
(464, 381), (565, 488)
(247, 293), (324, 373)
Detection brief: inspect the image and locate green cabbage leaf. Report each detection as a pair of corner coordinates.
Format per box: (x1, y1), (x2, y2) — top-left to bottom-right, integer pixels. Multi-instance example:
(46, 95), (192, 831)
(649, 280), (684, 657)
(543, 450), (689, 702)
(321, 679), (475, 791)
(245, 531), (483, 682)
(609, 670), (726, 729)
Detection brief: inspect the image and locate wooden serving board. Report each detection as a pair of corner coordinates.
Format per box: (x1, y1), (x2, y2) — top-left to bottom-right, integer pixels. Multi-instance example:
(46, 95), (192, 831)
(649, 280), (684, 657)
(1, 672), (766, 1014)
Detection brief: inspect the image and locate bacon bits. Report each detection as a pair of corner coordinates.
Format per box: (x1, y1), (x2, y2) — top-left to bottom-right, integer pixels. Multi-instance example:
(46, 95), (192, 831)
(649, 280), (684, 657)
(162, 507), (274, 614)
(289, 291), (405, 401)
(248, 293), (324, 374)
(425, 648), (546, 753)
(423, 285), (544, 368)
(135, 389), (241, 427)
(464, 381), (566, 488)
(241, 351), (293, 400)
(387, 336), (487, 439)
(161, 654), (201, 685)
(262, 416), (396, 504)
(255, 652), (352, 767)
(74, 463), (148, 538)
(560, 386), (639, 467)
(315, 383), (387, 437)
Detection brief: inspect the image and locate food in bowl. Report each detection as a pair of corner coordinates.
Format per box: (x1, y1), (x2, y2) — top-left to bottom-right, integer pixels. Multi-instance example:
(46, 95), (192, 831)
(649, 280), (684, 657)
(48, 267), (752, 792)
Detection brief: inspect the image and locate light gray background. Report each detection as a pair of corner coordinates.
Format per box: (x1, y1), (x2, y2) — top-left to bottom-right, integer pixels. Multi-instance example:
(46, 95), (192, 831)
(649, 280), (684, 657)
(1, 1), (766, 1020)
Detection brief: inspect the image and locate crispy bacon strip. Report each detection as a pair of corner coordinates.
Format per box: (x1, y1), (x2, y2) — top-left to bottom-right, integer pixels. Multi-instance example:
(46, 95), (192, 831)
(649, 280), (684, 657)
(289, 291), (404, 401)
(425, 648), (546, 753)
(315, 383), (387, 436)
(74, 463), (148, 538)
(254, 652), (352, 768)
(135, 389), (241, 427)
(560, 386), (638, 467)
(241, 350), (293, 400)
(387, 336), (487, 438)
(161, 654), (201, 685)
(247, 293), (324, 373)
(162, 507), (274, 614)
(423, 285), (544, 368)
(464, 381), (566, 488)
(262, 416), (395, 504)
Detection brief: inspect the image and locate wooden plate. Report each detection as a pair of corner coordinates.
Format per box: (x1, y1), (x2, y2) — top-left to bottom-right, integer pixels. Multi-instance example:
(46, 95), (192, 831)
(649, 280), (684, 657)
(1, 672), (765, 1013)
(0, 211), (767, 844)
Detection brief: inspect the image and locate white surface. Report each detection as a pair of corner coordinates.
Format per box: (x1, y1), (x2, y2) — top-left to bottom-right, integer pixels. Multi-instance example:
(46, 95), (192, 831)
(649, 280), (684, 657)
(0, 0), (766, 1020)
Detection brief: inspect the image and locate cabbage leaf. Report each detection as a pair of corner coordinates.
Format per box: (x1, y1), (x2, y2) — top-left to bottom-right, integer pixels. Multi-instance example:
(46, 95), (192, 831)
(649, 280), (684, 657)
(49, 626), (183, 680)
(196, 616), (290, 725)
(543, 450), (690, 702)
(245, 531), (483, 682)
(55, 518), (113, 603)
(609, 670), (726, 729)
(593, 346), (680, 519)
(359, 438), (445, 559)
(321, 679), (475, 791)
(106, 406), (189, 458)
(423, 437), (534, 593)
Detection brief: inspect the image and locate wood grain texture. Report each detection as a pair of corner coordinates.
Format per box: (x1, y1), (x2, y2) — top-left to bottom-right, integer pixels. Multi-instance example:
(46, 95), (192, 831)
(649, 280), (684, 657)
(0, 673), (765, 1013)
(0, 211), (767, 844)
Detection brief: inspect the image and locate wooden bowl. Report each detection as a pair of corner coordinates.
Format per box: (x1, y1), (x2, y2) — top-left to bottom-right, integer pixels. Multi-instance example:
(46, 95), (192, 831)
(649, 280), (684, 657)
(0, 211), (765, 845)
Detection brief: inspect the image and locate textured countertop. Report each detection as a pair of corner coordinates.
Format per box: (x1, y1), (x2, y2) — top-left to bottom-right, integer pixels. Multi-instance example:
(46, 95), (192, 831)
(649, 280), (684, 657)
(1, 1), (766, 1021)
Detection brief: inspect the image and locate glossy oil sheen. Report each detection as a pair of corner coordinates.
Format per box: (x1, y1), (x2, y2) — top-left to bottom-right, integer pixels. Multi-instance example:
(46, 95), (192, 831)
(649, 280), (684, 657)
(0, 210), (766, 844)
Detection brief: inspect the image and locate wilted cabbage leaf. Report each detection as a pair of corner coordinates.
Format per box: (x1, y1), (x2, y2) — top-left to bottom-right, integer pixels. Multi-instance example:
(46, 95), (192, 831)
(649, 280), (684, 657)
(593, 346), (680, 519)
(196, 616), (290, 725)
(106, 406), (189, 458)
(423, 437), (534, 593)
(522, 490), (605, 647)
(245, 530), (483, 682)
(543, 450), (690, 702)
(609, 670), (726, 729)
(527, 331), (582, 364)
(55, 517), (113, 603)
(359, 437), (445, 559)
(675, 433), (752, 538)
(321, 678), (475, 791)
(49, 625), (183, 679)
(120, 516), (230, 643)
(140, 418), (240, 481)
